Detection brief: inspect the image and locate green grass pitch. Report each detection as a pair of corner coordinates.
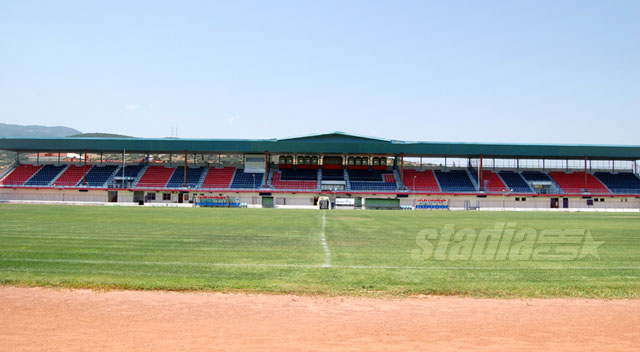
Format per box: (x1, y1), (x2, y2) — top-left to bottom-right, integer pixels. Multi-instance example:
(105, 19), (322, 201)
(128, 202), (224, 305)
(0, 204), (638, 298)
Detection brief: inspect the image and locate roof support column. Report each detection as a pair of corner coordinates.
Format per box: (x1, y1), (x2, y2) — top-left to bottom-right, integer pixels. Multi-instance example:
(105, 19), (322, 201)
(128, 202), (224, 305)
(183, 150), (188, 187)
(36, 152), (39, 165)
(265, 151), (269, 186)
(478, 154), (483, 191)
(584, 156), (588, 191)
(400, 153), (404, 184)
(122, 149), (126, 188)
(83, 149), (88, 185)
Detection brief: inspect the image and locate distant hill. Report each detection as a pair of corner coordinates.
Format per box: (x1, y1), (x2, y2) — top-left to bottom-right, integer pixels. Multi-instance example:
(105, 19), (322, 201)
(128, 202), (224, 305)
(71, 133), (134, 138)
(0, 123), (80, 138)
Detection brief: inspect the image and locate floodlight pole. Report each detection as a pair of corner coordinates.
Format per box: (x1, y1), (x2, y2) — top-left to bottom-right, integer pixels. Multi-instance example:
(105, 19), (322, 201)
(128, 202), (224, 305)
(413, 175), (416, 193)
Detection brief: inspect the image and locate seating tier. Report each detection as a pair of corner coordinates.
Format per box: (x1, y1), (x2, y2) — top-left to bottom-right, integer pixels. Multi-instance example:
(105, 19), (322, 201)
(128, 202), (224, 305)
(53, 165), (91, 187)
(136, 166), (175, 188)
(434, 170), (475, 192)
(0, 164), (42, 186)
(271, 171), (317, 190)
(201, 167), (235, 189)
(403, 169), (440, 192)
(548, 171), (609, 193)
(594, 172), (640, 194)
(230, 169), (263, 189)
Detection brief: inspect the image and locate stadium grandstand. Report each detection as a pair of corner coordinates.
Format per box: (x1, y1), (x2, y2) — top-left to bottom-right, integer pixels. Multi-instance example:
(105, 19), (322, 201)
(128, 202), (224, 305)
(1, 132), (639, 210)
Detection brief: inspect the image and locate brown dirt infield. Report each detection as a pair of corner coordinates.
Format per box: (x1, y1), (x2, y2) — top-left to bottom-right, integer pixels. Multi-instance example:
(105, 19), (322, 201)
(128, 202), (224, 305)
(0, 286), (638, 351)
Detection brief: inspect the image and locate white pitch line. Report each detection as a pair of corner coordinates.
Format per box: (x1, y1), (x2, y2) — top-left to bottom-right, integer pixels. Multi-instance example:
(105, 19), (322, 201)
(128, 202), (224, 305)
(320, 212), (331, 267)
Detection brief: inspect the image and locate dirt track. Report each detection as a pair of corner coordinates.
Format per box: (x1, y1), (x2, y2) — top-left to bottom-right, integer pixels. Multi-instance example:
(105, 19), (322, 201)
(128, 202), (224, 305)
(0, 286), (638, 351)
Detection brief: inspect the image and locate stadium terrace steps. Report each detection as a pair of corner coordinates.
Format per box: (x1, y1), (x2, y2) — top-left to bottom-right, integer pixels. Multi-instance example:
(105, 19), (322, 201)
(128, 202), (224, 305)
(344, 169), (351, 191)
(498, 171), (533, 193)
(403, 169), (440, 192)
(83, 165), (119, 187)
(594, 172), (640, 194)
(53, 165), (93, 187)
(466, 169), (479, 190)
(23, 164), (67, 186)
(230, 169), (264, 189)
(165, 166), (205, 188)
(136, 165), (176, 188)
(548, 171), (610, 194)
(271, 171), (317, 190)
(201, 167), (235, 189)
(434, 170), (476, 192)
(392, 170), (403, 189)
(0, 164), (42, 186)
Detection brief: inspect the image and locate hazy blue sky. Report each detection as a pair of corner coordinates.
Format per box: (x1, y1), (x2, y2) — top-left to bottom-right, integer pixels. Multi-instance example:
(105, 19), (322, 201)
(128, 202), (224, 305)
(1, 0), (638, 143)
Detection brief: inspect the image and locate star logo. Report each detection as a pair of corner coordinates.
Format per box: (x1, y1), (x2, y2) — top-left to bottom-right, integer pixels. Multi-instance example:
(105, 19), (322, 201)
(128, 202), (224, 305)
(579, 230), (603, 260)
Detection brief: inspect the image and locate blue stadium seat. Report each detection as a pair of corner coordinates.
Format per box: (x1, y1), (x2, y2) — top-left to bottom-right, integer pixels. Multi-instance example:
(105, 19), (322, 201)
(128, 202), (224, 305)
(594, 172), (640, 194)
(434, 170), (475, 192)
(280, 169), (317, 180)
(350, 181), (397, 191)
(121, 165), (144, 178)
(521, 171), (551, 182)
(322, 169), (344, 181)
(83, 165), (118, 187)
(230, 169), (263, 189)
(347, 170), (396, 191)
(24, 165), (66, 186)
(165, 166), (205, 188)
(499, 171), (533, 193)
(348, 169), (385, 181)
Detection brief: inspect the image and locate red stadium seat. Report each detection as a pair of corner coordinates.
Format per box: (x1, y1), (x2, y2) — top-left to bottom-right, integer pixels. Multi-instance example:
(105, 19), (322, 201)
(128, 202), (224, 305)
(201, 167), (235, 189)
(53, 165), (92, 187)
(0, 164), (42, 186)
(403, 169), (440, 192)
(549, 171), (609, 194)
(136, 166), (175, 188)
